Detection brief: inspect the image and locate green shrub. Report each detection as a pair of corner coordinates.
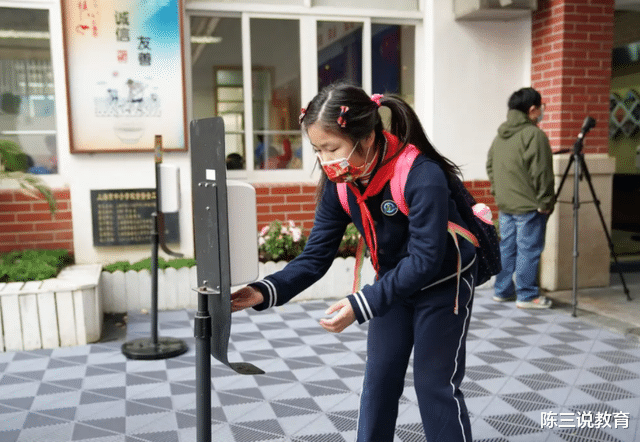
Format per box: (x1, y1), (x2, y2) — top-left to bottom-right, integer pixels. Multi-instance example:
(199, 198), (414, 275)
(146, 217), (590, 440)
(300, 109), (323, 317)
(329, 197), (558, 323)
(166, 258), (196, 269)
(0, 249), (73, 283)
(102, 256), (197, 273)
(130, 257), (167, 271)
(102, 261), (131, 273)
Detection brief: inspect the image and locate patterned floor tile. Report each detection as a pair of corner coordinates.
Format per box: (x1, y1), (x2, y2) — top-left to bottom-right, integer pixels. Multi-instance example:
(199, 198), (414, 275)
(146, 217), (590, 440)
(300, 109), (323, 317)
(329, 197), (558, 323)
(0, 289), (639, 441)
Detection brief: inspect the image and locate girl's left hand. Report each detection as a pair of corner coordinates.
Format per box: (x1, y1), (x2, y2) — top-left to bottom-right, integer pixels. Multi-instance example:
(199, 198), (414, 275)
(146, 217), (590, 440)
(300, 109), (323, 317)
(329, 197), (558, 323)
(319, 298), (356, 333)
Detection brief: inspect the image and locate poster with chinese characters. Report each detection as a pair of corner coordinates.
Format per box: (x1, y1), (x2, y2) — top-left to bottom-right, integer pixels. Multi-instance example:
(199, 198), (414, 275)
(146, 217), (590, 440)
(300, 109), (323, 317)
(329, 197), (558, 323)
(61, 0), (187, 152)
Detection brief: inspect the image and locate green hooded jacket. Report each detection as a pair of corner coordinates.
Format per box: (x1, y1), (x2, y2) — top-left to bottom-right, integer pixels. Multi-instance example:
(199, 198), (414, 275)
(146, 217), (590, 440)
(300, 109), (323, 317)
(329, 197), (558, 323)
(486, 109), (555, 214)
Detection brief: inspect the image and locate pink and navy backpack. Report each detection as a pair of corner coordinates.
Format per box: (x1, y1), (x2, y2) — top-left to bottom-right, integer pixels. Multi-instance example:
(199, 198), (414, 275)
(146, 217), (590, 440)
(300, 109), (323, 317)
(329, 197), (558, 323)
(337, 144), (501, 287)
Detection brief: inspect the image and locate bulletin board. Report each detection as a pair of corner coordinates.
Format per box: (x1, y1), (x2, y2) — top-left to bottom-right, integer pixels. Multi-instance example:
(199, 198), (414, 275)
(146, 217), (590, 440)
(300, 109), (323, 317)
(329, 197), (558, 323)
(61, 0), (187, 152)
(90, 188), (179, 246)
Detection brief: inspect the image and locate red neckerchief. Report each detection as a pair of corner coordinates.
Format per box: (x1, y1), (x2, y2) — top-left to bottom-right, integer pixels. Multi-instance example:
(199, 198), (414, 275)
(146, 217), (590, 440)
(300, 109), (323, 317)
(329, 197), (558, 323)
(346, 131), (407, 273)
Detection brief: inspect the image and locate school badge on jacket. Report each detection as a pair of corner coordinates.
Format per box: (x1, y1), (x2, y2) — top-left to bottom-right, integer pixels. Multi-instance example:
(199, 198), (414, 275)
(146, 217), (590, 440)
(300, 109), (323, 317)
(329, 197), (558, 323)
(381, 200), (398, 216)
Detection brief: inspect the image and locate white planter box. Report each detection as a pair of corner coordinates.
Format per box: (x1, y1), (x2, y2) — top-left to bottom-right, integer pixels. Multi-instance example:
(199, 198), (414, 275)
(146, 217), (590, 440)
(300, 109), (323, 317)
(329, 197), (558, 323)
(99, 259), (492, 314)
(100, 267), (199, 313)
(0, 264), (103, 352)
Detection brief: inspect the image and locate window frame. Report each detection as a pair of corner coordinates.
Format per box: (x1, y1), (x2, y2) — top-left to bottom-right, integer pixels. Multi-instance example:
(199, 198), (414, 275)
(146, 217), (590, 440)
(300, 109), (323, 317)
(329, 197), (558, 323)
(0, 0), (67, 186)
(185, 5), (422, 183)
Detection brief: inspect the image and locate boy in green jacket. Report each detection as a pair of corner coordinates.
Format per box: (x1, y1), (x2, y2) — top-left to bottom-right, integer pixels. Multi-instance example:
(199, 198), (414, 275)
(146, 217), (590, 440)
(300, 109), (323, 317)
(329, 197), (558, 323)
(486, 87), (555, 309)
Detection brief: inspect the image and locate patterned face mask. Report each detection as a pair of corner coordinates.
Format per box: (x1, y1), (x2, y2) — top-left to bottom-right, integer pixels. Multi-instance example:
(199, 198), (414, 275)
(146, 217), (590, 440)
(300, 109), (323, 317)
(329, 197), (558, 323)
(317, 142), (370, 183)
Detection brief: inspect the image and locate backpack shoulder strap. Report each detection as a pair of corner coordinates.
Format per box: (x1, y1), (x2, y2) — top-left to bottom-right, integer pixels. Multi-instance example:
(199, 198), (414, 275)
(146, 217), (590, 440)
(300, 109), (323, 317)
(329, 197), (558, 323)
(390, 145), (420, 216)
(337, 183), (351, 216)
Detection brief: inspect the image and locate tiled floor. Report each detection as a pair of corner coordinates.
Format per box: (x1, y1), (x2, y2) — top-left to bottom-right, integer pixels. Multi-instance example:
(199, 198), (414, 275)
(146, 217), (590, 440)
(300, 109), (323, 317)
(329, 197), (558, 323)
(1, 287), (640, 442)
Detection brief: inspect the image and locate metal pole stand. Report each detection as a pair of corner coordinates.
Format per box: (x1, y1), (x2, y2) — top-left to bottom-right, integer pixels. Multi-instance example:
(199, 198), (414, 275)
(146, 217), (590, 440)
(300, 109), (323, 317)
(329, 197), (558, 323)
(194, 286), (215, 442)
(554, 118), (632, 317)
(121, 211), (189, 360)
(122, 135), (188, 360)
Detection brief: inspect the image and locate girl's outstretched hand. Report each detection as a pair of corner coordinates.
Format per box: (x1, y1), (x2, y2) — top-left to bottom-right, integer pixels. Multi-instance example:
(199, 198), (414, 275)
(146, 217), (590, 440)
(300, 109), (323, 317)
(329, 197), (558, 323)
(231, 286), (264, 313)
(319, 298), (356, 333)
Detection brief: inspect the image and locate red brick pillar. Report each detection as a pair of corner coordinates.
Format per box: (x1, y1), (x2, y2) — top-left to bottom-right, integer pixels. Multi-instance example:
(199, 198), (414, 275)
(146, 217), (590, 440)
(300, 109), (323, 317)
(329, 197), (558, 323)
(532, 0), (617, 291)
(532, 0), (614, 154)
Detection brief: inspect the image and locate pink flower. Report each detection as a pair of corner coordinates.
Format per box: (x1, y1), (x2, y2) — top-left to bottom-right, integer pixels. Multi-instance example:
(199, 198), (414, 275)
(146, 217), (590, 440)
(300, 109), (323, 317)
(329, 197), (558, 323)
(260, 225), (270, 236)
(258, 237), (265, 246)
(292, 228), (301, 242)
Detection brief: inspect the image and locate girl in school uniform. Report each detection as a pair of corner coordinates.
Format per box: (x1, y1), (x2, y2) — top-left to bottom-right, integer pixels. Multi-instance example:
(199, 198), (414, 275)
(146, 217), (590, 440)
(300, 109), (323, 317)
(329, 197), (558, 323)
(232, 83), (477, 442)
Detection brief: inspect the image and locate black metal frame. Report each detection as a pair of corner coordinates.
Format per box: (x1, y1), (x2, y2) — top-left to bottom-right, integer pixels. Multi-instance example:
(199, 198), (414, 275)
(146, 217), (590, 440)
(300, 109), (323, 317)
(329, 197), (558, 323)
(190, 117), (264, 442)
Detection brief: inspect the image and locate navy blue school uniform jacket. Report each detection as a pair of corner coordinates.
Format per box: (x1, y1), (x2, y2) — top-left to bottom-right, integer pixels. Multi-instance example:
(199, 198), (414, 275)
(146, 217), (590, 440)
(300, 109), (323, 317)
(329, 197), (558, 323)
(249, 153), (477, 324)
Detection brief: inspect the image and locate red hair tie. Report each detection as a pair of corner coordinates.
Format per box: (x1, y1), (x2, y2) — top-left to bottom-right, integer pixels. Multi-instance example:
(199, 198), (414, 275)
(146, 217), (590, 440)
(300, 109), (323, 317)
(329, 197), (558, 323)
(337, 106), (349, 128)
(299, 107), (307, 125)
(371, 94), (383, 107)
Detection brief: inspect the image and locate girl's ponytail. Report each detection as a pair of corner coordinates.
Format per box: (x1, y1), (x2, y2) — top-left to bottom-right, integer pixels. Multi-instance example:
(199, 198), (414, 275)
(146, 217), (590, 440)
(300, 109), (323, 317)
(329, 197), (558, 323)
(380, 95), (461, 179)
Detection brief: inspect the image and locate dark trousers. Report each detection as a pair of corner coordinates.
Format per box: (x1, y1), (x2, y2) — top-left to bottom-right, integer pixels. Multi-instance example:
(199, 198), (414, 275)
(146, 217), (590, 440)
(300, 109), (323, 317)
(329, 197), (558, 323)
(356, 261), (476, 442)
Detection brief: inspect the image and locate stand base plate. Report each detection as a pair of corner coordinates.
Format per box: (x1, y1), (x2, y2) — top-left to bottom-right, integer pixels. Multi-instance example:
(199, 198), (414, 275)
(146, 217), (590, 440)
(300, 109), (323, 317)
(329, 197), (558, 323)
(229, 362), (265, 375)
(122, 337), (188, 360)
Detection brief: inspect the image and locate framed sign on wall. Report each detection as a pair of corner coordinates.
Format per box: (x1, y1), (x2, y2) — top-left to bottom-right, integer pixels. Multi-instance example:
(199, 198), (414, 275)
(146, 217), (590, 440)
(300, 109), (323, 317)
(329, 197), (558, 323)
(61, 0), (187, 152)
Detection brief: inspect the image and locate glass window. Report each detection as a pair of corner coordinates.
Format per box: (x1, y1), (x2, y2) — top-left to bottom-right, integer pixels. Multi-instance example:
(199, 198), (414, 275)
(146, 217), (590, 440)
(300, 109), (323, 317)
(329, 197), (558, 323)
(317, 21), (363, 90)
(189, 13), (417, 177)
(190, 16), (245, 166)
(0, 7), (58, 174)
(372, 24), (415, 106)
(250, 18), (302, 170)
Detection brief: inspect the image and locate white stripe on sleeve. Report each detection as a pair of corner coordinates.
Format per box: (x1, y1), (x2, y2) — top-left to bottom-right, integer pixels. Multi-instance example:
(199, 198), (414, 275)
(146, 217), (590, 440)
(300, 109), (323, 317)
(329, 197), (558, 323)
(355, 291), (373, 322)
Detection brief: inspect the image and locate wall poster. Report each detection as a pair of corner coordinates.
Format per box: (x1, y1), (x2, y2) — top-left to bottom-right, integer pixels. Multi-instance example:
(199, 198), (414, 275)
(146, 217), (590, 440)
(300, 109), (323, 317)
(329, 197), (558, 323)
(61, 0), (187, 152)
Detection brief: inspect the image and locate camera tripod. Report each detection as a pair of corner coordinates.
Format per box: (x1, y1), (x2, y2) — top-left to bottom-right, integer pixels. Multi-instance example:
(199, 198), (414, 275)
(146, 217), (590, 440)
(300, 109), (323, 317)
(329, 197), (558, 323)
(554, 117), (631, 317)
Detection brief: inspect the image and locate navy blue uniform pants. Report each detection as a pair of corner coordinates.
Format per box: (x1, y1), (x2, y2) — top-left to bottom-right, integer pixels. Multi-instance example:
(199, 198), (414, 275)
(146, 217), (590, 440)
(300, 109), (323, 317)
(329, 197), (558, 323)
(356, 262), (476, 442)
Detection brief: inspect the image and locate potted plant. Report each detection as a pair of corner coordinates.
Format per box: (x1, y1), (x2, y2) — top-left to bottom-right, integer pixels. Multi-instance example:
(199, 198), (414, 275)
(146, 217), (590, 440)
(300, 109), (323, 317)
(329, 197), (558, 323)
(0, 139), (56, 213)
(0, 92), (21, 115)
(258, 220), (307, 262)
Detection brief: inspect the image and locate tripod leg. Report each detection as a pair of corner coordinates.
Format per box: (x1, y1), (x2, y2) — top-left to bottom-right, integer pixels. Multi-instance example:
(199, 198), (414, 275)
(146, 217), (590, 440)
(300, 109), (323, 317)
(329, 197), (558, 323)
(572, 154), (580, 317)
(554, 154), (580, 316)
(578, 156), (632, 301)
(554, 155), (574, 202)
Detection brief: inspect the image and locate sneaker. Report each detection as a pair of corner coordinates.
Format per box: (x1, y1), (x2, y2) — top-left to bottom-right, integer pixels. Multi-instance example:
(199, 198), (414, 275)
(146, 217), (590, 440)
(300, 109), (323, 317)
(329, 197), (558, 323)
(492, 294), (516, 302)
(516, 296), (552, 309)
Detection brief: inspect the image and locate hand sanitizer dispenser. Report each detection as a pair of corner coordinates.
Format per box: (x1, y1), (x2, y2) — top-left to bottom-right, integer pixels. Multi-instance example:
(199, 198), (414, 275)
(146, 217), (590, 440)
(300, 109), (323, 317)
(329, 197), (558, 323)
(227, 180), (259, 286)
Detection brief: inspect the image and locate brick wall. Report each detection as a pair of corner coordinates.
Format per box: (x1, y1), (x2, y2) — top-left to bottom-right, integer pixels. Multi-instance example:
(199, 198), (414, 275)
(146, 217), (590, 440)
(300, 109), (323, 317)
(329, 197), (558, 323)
(532, 0), (614, 154)
(255, 183), (318, 232)
(0, 188), (74, 254)
(254, 180), (497, 233)
(467, 180), (498, 217)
